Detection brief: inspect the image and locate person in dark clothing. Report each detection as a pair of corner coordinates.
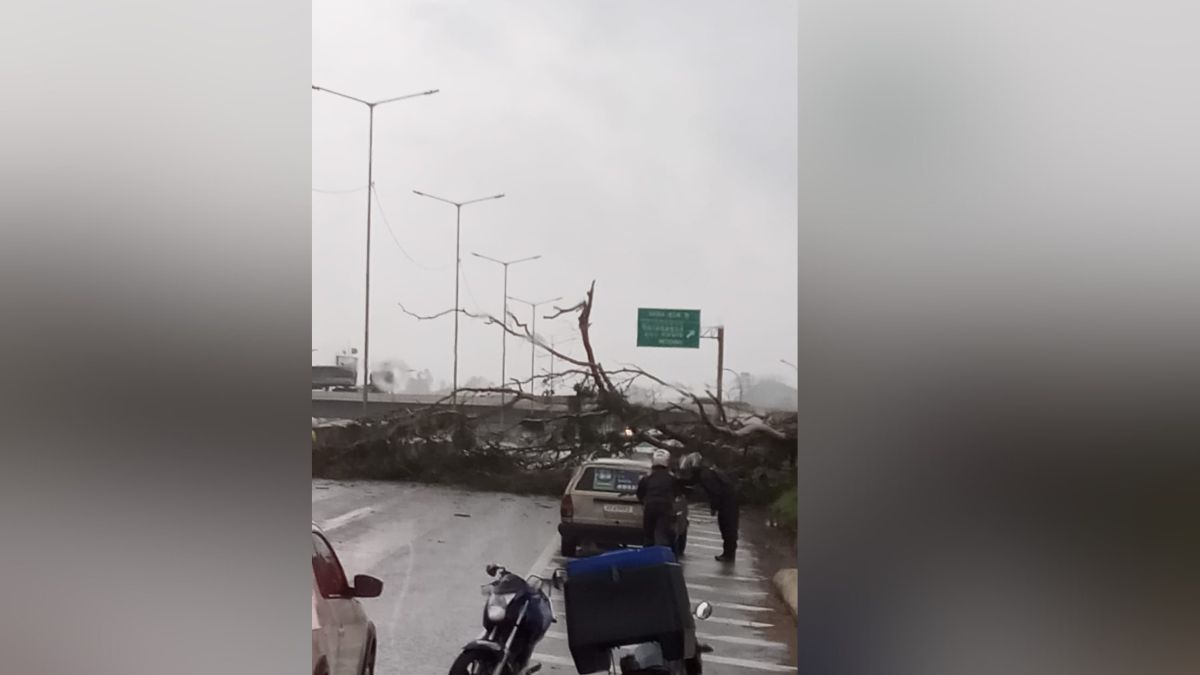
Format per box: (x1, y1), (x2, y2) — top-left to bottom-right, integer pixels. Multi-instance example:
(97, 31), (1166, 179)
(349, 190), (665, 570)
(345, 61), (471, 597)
(681, 452), (739, 562)
(636, 449), (681, 548)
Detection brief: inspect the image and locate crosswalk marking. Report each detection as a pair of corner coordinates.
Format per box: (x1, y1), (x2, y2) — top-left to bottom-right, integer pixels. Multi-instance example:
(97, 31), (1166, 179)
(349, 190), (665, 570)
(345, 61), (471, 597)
(705, 654), (799, 672)
(530, 653), (575, 668)
(705, 616), (774, 628)
(711, 600), (775, 613)
(545, 630), (788, 651)
(691, 572), (766, 583)
(687, 582), (769, 597)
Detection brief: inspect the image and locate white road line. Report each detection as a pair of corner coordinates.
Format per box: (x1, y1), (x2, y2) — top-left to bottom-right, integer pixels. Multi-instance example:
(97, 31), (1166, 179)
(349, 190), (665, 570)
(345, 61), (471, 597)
(691, 542), (725, 551)
(692, 528), (722, 536)
(547, 631), (787, 651)
(697, 632), (788, 650)
(687, 583), (769, 598)
(531, 653), (575, 668)
(705, 616), (774, 628)
(691, 573), (766, 583)
(711, 600), (775, 613)
(705, 654), (797, 672)
(318, 505), (374, 532)
(527, 532), (561, 580)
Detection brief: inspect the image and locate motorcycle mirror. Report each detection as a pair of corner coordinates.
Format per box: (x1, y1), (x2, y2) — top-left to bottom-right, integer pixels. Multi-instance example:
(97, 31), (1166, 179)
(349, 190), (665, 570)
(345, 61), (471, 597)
(486, 563), (499, 577)
(694, 601), (713, 620)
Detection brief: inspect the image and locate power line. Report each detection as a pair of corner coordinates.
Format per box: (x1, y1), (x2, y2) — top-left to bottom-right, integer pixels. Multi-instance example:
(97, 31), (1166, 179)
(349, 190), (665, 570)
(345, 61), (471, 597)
(371, 186), (447, 272)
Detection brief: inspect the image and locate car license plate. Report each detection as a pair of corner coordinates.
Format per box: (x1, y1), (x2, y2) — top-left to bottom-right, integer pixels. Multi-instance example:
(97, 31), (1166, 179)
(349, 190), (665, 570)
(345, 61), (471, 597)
(604, 504), (634, 514)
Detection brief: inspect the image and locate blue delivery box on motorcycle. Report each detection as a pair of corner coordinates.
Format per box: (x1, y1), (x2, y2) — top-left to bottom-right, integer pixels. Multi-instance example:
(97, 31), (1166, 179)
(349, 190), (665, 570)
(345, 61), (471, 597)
(564, 546), (695, 673)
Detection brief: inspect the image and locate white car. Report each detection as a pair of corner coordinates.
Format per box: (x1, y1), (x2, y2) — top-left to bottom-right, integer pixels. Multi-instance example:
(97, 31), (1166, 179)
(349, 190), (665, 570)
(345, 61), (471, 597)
(312, 523), (382, 675)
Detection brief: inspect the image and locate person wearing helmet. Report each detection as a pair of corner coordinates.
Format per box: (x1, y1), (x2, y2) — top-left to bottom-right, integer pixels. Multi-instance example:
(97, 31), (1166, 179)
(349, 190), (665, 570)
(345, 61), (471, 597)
(636, 449), (682, 548)
(680, 451), (740, 562)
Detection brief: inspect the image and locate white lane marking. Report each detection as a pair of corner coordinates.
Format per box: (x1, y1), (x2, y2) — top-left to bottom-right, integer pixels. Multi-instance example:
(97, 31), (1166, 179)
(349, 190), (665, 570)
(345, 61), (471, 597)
(687, 582), (769, 597)
(692, 528), (722, 536)
(318, 505), (374, 532)
(705, 616), (774, 628)
(690, 535), (752, 549)
(711, 600), (775, 613)
(691, 542), (725, 551)
(705, 654), (797, 672)
(547, 631), (787, 651)
(387, 541), (415, 649)
(697, 632), (788, 650)
(527, 531), (561, 580)
(691, 573), (766, 583)
(531, 653), (575, 668)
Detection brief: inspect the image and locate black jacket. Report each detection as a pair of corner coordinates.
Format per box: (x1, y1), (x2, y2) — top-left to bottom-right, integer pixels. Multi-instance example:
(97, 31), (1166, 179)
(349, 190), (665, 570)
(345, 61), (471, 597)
(696, 467), (736, 512)
(636, 466), (681, 509)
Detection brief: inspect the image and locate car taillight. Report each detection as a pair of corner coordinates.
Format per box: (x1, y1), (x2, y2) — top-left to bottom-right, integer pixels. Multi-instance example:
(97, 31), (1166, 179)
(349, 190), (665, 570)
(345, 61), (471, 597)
(560, 495), (574, 520)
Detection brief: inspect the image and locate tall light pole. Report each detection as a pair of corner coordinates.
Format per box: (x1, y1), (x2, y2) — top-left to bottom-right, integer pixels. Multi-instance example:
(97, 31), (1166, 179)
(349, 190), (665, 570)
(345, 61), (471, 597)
(471, 252), (540, 412)
(312, 84), (439, 416)
(412, 190), (505, 404)
(508, 295), (562, 388)
(781, 359), (797, 372)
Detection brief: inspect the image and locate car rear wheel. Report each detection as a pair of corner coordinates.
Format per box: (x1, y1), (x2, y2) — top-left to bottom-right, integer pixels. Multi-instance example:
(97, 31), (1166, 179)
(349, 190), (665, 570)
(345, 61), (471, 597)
(561, 535), (578, 557)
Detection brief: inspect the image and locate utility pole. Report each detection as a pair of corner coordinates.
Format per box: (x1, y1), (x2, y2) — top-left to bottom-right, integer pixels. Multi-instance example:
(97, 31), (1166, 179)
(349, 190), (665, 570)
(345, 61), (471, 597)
(312, 84), (439, 416)
(508, 295), (562, 390)
(471, 252), (540, 421)
(701, 326), (727, 408)
(412, 190), (506, 405)
(716, 326), (725, 408)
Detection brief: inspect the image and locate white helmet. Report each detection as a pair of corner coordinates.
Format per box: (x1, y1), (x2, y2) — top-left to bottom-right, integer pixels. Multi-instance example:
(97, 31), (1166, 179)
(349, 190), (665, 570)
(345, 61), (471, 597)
(651, 449), (671, 467)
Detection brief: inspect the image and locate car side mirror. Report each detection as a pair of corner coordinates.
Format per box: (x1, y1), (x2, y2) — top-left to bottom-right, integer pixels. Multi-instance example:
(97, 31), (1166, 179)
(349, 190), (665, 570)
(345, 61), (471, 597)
(694, 601), (713, 620)
(551, 569), (566, 591)
(352, 574), (383, 598)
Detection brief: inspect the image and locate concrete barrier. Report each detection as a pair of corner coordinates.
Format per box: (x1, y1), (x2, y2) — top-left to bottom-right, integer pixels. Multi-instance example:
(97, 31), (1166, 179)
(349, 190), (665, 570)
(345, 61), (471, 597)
(772, 568), (797, 616)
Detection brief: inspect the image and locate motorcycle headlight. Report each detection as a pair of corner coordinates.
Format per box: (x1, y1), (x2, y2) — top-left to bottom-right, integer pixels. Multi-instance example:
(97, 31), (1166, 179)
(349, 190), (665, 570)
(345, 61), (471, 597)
(486, 592), (516, 622)
(487, 604), (507, 622)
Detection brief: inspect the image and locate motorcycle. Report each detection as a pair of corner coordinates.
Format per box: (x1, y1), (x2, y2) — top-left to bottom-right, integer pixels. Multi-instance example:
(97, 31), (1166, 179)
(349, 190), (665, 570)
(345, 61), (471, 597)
(448, 563), (555, 675)
(606, 601), (713, 675)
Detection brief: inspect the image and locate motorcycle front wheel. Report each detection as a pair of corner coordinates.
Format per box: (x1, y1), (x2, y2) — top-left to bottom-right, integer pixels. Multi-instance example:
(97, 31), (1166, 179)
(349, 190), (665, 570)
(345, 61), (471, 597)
(448, 650), (500, 675)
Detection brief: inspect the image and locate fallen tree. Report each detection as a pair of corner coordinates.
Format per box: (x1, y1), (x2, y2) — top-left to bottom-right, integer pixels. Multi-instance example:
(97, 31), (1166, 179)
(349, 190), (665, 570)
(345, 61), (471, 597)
(313, 282), (797, 504)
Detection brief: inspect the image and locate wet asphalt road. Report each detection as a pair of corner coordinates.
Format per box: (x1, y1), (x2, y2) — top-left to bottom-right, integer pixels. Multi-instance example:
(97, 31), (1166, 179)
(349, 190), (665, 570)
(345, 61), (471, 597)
(312, 479), (797, 674)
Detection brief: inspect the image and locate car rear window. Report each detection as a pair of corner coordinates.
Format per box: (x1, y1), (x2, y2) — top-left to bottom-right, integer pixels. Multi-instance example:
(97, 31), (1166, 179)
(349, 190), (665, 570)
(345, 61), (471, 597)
(578, 466), (644, 493)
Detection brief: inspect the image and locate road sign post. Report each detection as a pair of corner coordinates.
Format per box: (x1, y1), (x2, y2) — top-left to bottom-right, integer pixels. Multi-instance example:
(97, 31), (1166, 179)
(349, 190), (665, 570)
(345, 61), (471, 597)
(637, 308), (701, 348)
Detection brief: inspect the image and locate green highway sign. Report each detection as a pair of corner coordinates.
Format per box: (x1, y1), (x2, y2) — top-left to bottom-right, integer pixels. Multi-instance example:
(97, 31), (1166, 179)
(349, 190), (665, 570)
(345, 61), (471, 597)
(637, 308), (701, 348)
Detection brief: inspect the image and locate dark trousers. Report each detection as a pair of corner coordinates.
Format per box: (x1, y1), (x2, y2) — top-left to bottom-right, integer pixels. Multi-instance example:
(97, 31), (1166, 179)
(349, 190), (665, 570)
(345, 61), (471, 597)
(716, 499), (739, 556)
(643, 502), (674, 547)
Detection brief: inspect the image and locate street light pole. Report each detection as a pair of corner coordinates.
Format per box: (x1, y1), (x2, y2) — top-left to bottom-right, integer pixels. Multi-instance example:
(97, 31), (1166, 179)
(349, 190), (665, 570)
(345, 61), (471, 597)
(313, 84), (439, 416)
(471, 252), (540, 412)
(412, 190), (505, 405)
(507, 295), (562, 388)
(780, 359), (797, 372)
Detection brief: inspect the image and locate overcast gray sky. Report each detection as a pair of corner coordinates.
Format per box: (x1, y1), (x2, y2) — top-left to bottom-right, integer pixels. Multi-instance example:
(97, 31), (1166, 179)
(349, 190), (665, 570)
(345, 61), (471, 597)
(312, 0), (798, 393)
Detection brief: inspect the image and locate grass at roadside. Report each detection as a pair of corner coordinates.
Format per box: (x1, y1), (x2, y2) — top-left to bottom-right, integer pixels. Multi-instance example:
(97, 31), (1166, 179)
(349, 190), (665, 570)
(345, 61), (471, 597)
(769, 486), (797, 535)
